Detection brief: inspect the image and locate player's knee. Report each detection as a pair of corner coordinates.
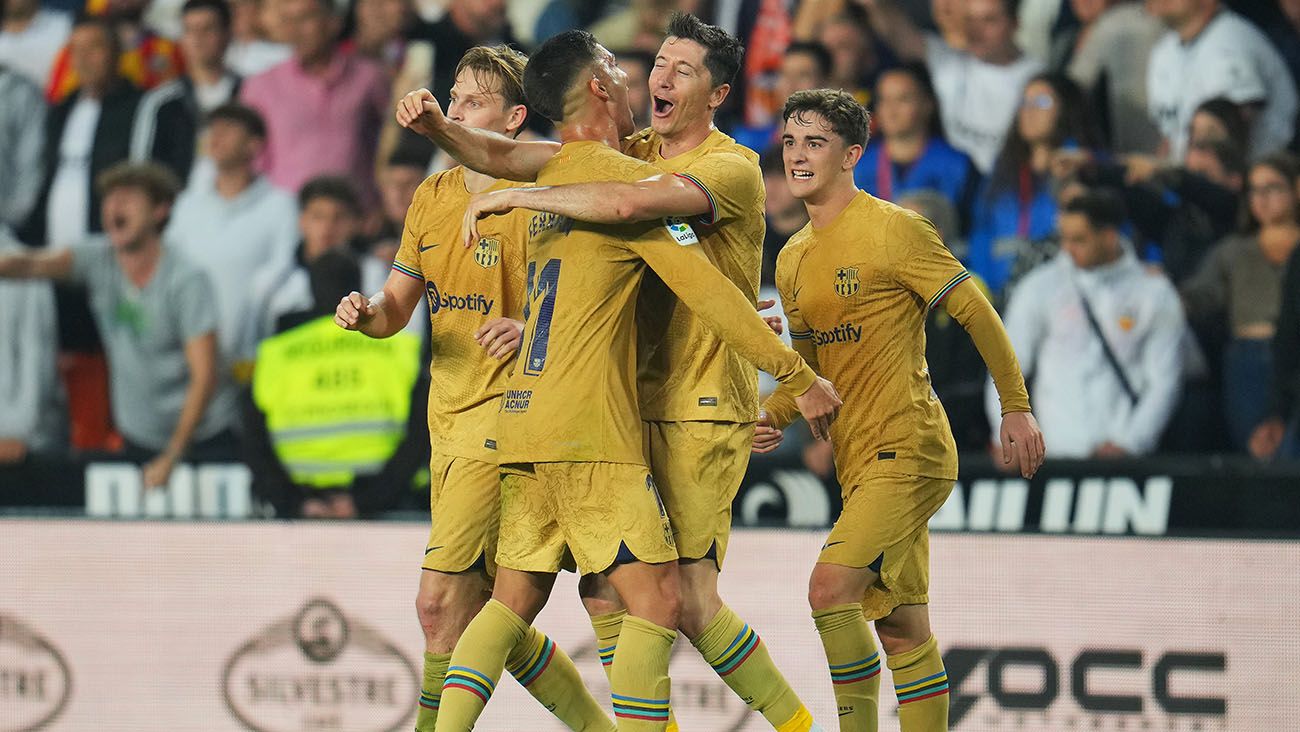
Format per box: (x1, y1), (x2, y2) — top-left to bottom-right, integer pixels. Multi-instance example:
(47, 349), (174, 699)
(416, 574), (486, 642)
(807, 571), (851, 611)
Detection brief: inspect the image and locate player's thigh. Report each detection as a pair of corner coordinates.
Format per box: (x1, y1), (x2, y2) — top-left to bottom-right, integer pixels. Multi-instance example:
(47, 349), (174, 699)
(645, 420), (754, 567)
(423, 452), (502, 576)
(819, 473), (953, 620)
(541, 461), (677, 577)
(496, 463), (571, 575)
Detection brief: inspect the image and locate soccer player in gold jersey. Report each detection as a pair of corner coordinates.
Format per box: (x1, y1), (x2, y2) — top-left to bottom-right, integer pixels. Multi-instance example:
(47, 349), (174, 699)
(759, 89), (1046, 732)
(333, 46), (614, 732)
(396, 14), (822, 732)
(422, 30), (841, 732)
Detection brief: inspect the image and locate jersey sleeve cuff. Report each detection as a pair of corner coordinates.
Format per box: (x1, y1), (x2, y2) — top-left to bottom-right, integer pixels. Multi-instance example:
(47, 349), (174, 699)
(392, 261), (423, 281)
(784, 363), (819, 396)
(674, 173), (718, 226)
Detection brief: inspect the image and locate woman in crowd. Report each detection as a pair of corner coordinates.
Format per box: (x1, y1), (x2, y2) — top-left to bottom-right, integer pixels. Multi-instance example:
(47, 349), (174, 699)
(969, 72), (1100, 295)
(1182, 153), (1300, 451)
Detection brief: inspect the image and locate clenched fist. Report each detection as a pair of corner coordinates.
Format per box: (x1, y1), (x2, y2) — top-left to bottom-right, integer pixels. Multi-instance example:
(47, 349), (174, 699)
(335, 291), (377, 331)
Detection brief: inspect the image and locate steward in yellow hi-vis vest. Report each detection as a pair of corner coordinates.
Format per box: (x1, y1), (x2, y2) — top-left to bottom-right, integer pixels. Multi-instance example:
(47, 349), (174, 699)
(253, 315), (421, 487)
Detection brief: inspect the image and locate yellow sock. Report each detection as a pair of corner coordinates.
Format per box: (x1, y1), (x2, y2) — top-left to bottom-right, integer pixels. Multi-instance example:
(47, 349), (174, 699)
(889, 635), (949, 732)
(507, 625), (616, 731)
(416, 651), (450, 731)
(692, 605), (813, 731)
(435, 599), (526, 732)
(609, 615), (675, 731)
(812, 603), (880, 732)
(590, 610), (680, 732)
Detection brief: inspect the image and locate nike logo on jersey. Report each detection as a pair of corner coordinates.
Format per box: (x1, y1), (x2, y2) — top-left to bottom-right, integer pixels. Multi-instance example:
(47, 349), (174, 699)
(418, 243), (439, 252)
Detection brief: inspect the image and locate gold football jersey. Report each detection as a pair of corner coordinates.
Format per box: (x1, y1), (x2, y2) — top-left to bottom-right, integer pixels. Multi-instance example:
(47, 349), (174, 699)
(769, 191), (972, 483)
(623, 128), (766, 423)
(393, 166), (529, 462)
(496, 141), (815, 465)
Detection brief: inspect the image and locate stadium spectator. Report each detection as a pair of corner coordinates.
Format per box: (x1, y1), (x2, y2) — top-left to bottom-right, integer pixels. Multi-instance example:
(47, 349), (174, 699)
(224, 0), (291, 76)
(900, 188), (991, 450)
(0, 227), (64, 462)
(852, 63), (976, 222)
(969, 72), (1099, 294)
(243, 249), (426, 518)
(0, 0), (71, 89)
(165, 103), (298, 376)
(1061, 0), (1165, 154)
(616, 48), (654, 130)
(733, 40), (831, 152)
(0, 68), (45, 231)
(760, 145), (808, 285)
(367, 149), (424, 262)
(341, 0), (414, 76)
(132, 0), (242, 184)
(249, 176), (364, 342)
(1147, 0), (1297, 160)
(45, 2), (182, 103)
(1253, 243), (1300, 460)
(408, 0), (514, 111)
(588, 0), (687, 53)
(0, 163), (239, 487)
(1181, 154), (1300, 451)
(240, 0), (390, 203)
(817, 12), (881, 105)
(988, 188), (1186, 458)
(861, 0), (1044, 173)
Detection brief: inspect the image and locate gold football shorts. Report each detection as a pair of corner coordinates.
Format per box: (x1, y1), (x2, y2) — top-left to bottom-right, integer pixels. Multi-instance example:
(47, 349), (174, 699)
(818, 472), (954, 620)
(421, 451), (501, 576)
(496, 461), (678, 575)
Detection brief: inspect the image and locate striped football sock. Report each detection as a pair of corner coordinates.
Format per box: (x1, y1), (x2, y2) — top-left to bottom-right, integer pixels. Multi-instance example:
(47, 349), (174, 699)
(609, 615), (675, 731)
(507, 625), (615, 731)
(434, 599), (526, 731)
(415, 651), (451, 730)
(812, 603), (881, 732)
(889, 635), (949, 731)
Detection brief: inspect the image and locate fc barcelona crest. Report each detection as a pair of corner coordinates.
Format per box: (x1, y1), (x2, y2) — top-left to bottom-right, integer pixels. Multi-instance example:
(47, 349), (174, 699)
(474, 237), (501, 268)
(834, 267), (860, 298)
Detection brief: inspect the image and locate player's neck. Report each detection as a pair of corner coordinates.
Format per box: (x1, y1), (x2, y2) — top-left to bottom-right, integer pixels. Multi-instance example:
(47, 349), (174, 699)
(805, 179), (858, 229)
(463, 168), (497, 194)
(558, 111), (623, 150)
(657, 120), (714, 159)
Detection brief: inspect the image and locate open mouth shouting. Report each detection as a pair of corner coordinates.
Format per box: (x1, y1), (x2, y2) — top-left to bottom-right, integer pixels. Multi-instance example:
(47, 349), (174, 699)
(652, 95), (675, 118)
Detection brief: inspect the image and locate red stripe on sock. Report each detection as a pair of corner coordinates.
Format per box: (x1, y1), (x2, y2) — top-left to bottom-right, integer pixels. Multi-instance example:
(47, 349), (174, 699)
(899, 688), (949, 704)
(833, 668), (881, 685)
(443, 682), (489, 704)
(719, 642), (759, 677)
(418, 700), (439, 710)
(523, 644), (556, 687)
(615, 712), (672, 722)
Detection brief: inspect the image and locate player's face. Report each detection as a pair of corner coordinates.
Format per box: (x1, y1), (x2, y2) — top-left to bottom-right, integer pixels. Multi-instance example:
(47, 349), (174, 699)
(595, 45), (636, 139)
(447, 69), (524, 136)
(964, 0), (1015, 63)
(1017, 80), (1058, 145)
(102, 187), (166, 251)
(181, 7), (230, 69)
(1059, 211), (1114, 269)
(1248, 164), (1298, 228)
(875, 71), (930, 138)
(299, 197), (359, 258)
(205, 118), (259, 169)
(781, 111), (860, 202)
(649, 37), (720, 139)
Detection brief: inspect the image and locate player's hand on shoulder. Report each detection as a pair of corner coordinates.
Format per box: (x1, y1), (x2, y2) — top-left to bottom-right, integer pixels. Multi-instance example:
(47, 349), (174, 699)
(476, 318), (524, 359)
(999, 410), (1045, 479)
(752, 411), (784, 454)
(396, 88), (445, 138)
(796, 377), (843, 441)
(757, 298), (784, 335)
(335, 291), (376, 331)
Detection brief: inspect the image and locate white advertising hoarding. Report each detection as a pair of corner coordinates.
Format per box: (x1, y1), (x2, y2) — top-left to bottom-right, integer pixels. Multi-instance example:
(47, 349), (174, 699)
(1, 521), (1295, 730)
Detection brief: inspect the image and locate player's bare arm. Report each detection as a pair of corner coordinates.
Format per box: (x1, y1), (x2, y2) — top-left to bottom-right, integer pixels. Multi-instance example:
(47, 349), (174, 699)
(144, 331), (218, 489)
(460, 174), (710, 248)
(395, 88), (559, 181)
(0, 247), (74, 280)
(334, 270), (424, 338)
(941, 277), (1046, 477)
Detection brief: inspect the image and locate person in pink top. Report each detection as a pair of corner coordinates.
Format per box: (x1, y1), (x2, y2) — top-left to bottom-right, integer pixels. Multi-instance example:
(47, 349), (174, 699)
(239, 0), (389, 204)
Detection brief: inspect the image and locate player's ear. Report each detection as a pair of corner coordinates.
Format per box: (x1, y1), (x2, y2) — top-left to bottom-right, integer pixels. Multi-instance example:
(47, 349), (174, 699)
(708, 82), (731, 111)
(504, 104), (528, 136)
(590, 74), (610, 101)
(843, 143), (864, 170)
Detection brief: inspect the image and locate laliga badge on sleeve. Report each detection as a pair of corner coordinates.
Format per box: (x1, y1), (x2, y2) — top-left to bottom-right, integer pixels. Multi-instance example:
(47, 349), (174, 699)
(663, 217), (700, 246)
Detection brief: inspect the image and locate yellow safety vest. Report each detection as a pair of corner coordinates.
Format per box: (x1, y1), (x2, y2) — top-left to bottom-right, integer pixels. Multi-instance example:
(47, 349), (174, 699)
(253, 316), (422, 488)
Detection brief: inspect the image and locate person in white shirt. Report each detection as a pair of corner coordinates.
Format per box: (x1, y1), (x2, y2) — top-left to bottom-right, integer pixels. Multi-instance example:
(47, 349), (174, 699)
(987, 187), (1187, 458)
(165, 103), (298, 377)
(858, 0), (1044, 173)
(1146, 0), (1298, 161)
(0, 0), (71, 89)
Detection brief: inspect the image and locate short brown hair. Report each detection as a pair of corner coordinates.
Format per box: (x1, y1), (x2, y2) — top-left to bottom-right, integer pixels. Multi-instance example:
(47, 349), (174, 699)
(781, 88), (870, 149)
(96, 162), (181, 205)
(456, 44), (528, 109)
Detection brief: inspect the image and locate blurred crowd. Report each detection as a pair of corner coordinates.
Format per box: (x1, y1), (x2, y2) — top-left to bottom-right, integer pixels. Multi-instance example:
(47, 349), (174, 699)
(2, 0), (1300, 516)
